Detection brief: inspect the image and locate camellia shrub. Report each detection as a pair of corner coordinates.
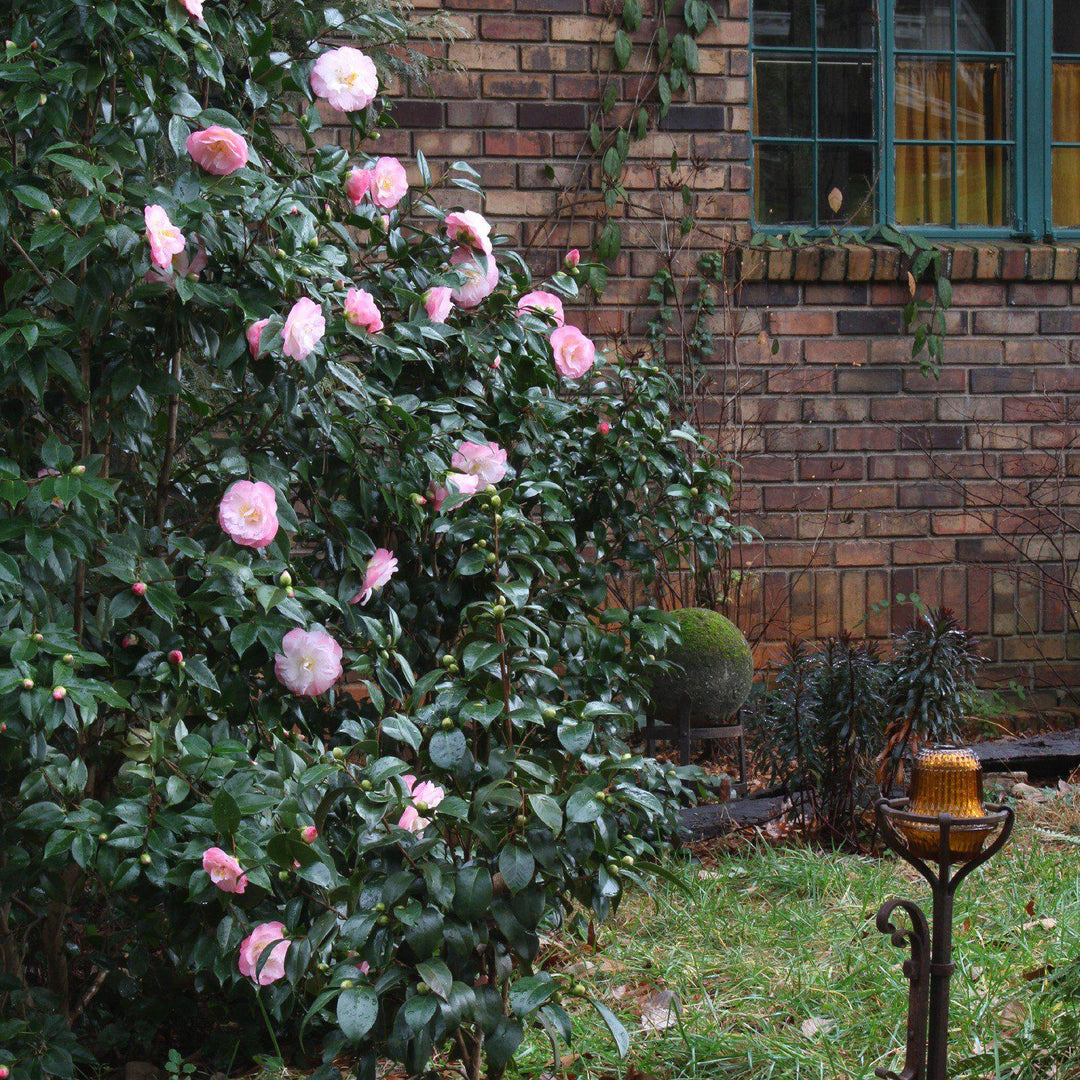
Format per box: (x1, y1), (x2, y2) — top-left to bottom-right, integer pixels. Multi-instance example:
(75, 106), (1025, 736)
(0, 2), (746, 1078)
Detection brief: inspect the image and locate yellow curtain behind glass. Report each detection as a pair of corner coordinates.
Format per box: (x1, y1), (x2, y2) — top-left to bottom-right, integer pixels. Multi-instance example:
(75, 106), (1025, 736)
(1053, 64), (1080, 226)
(895, 61), (952, 224)
(895, 61), (1002, 225)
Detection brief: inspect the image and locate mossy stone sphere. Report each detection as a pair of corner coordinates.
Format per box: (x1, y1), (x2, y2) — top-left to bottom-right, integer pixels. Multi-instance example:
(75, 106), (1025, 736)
(650, 607), (753, 724)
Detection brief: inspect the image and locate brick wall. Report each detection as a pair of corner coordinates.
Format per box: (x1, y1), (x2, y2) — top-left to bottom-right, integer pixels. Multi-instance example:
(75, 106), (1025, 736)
(335, 0), (1080, 692)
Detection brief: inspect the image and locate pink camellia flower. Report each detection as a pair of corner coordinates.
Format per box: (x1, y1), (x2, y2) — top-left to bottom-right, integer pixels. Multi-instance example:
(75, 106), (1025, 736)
(397, 774), (446, 832)
(145, 236), (207, 287)
(429, 484), (450, 512)
(238, 921), (289, 986)
(492, 356), (501, 369)
(449, 248), (498, 309)
(219, 480), (279, 549)
(564, 248), (581, 269)
(598, 420), (611, 435)
(185, 126), (249, 176)
(246, 318), (270, 359)
(301, 825), (318, 843)
(424, 286), (453, 323)
(358, 960), (371, 975)
(168, 649), (184, 665)
(274, 628), (343, 697)
(181, 0), (204, 17)
(282, 297), (325, 360)
(445, 211), (492, 255)
(448, 440), (508, 494)
(350, 548), (398, 605)
(516, 290), (565, 327)
(202, 847), (248, 894)
(344, 288), (383, 334)
(144, 205), (186, 269)
(550, 324), (596, 379)
(369, 157), (408, 209)
(345, 166), (371, 207)
(310, 46), (378, 113)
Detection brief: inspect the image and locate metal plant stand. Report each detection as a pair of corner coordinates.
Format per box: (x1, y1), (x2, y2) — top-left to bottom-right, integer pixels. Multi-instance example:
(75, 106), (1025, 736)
(643, 694), (747, 791)
(874, 797), (1015, 1080)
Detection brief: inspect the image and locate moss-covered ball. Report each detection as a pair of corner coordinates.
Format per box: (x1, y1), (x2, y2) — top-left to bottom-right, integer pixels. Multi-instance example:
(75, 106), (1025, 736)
(650, 607), (754, 724)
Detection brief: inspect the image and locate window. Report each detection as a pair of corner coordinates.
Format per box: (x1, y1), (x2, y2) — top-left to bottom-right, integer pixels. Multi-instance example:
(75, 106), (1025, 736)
(751, 1), (1080, 237)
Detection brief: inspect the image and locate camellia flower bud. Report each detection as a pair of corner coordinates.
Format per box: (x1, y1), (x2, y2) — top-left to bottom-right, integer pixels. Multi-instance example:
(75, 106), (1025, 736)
(62, 653), (74, 664)
(52, 686), (67, 700)
(121, 634), (137, 648)
(21, 678), (33, 690)
(168, 650), (184, 665)
(301, 825), (318, 843)
(132, 581), (147, 596)
(71, 464), (85, 475)
(279, 570), (292, 587)
(48, 207), (60, 219)
(598, 421), (611, 435)
(564, 248), (581, 269)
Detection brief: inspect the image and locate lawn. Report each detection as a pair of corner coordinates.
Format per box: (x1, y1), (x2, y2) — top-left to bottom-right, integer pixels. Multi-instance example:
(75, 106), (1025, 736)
(509, 790), (1080, 1080)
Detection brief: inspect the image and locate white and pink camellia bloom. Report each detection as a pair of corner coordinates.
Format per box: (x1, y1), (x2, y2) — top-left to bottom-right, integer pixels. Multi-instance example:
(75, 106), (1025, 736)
(282, 297), (325, 360)
(238, 922), (290, 986)
(180, 0), (204, 18)
(516, 289), (565, 327)
(202, 847), (247, 894)
(445, 210), (492, 255)
(185, 125), (249, 176)
(550, 324), (596, 379)
(424, 286), (453, 323)
(310, 46), (378, 113)
(345, 166), (371, 207)
(350, 548), (398, 606)
(398, 774), (446, 832)
(369, 156), (408, 209)
(447, 440), (508, 496)
(246, 318), (270, 359)
(344, 288), (383, 334)
(449, 247), (498, 309)
(219, 480), (279, 549)
(144, 205), (186, 269)
(145, 236), (207, 286)
(274, 628), (343, 697)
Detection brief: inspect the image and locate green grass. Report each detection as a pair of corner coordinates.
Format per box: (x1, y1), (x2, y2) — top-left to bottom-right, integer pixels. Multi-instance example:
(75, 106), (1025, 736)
(510, 794), (1080, 1080)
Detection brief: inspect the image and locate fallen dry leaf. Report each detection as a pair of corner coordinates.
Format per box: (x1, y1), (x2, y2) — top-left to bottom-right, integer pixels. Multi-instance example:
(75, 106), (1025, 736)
(640, 989), (681, 1034)
(800, 1016), (836, 1038)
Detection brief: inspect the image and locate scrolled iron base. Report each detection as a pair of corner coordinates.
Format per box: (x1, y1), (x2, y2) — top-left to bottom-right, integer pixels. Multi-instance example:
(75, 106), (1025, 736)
(874, 798), (1014, 1080)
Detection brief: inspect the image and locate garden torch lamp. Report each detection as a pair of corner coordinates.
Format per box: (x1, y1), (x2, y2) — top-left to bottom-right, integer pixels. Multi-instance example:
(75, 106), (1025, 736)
(875, 747), (1014, 1080)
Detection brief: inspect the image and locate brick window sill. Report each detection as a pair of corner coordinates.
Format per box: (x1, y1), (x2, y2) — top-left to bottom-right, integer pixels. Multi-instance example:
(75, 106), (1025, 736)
(737, 242), (1080, 284)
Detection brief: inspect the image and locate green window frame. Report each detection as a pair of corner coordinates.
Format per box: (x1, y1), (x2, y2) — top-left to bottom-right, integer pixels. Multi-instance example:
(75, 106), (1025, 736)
(750, 0), (1080, 240)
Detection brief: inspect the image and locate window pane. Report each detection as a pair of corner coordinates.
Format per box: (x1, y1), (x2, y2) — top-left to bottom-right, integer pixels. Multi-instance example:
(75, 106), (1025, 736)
(1052, 149), (1080, 225)
(1053, 62), (1080, 141)
(956, 145), (1008, 225)
(957, 0), (1008, 52)
(957, 61), (1007, 141)
(754, 58), (812, 137)
(895, 0), (951, 50)
(817, 0), (875, 49)
(819, 59), (874, 139)
(896, 144), (952, 225)
(1053, 0), (1080, 55)
(753, 0), (811, 47)
(755, 144), (814, 224)
(896, 60), (953, 140)
(819, 145), (875, 225)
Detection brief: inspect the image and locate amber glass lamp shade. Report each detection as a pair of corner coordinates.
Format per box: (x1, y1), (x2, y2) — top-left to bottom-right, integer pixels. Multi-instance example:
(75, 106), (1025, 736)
(897, 746), (996, 862)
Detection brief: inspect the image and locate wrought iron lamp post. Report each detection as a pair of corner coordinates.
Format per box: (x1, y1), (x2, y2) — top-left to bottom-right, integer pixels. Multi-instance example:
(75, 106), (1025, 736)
(875, 747), (1015, 1080)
